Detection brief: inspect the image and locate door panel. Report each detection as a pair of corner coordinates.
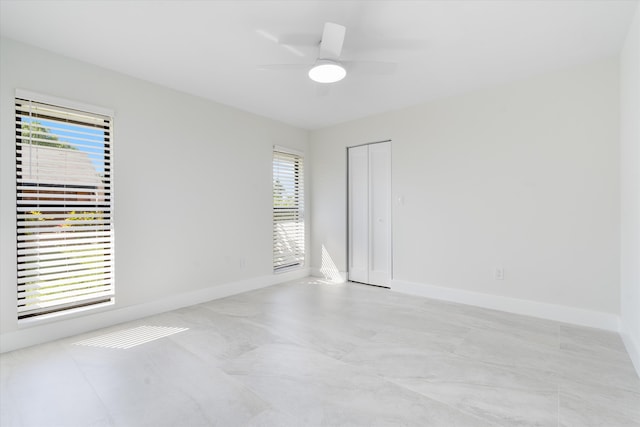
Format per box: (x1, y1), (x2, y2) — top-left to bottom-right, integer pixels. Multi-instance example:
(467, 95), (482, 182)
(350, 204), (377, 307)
(348, 145), (369, 284)
(348, 142), (391, 287)
(368, 142), (391, 286)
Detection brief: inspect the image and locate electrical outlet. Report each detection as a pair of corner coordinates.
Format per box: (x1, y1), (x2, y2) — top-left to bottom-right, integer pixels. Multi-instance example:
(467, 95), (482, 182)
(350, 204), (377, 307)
(495, 268), (504, 280)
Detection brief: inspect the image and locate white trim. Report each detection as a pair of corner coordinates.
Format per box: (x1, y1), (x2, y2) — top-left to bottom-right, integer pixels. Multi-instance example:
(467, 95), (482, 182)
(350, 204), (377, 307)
(273, 145), (304, 157)
(0, 269), (309, 353)
(621, 322), (640, 378)
(346, 139), (392, 149)
(390, 279), (621, 332)
(15, 89), (114, 117)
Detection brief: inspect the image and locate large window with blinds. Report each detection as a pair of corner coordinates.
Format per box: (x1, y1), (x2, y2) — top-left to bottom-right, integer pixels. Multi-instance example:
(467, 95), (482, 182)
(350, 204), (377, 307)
(273, 147), (304, 272)
(16, 93), (114, 320)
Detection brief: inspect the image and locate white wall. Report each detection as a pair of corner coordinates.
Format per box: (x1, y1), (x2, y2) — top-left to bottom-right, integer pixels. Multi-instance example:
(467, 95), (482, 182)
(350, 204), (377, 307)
(0, 38), (309, 352)
(0, 33), (631, 354)
(310, 58), (620, 327)
(620, 4), (640, 375)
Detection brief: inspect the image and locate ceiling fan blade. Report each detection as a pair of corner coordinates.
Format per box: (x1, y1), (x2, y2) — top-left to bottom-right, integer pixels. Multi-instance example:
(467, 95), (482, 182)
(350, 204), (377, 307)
(342, 60), (398, 75)
(257, 64), (312, 71)
(277, 33), (320, 46)
(319, 22), (346, 60)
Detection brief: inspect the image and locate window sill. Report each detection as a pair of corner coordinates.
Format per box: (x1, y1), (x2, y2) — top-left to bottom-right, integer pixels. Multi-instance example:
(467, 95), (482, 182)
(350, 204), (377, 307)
(18, 300), (115, 328)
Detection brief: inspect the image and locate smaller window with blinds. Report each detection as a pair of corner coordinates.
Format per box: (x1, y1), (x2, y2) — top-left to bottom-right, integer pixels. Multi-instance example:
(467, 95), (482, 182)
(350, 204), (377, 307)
(16, 92), (114, 320)
(273, 147), (304, 272)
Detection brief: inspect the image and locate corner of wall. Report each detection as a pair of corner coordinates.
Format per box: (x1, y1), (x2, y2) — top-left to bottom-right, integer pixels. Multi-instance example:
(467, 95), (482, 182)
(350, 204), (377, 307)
(621, 323), (640, 378)
(619, 1), (640, 379)
(310, 267), (348, 283)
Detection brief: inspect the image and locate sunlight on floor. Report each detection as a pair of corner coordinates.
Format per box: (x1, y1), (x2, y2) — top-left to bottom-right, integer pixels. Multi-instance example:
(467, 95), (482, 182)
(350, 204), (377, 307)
(320, 244), (344, 283)
(73, 325), (188, 349)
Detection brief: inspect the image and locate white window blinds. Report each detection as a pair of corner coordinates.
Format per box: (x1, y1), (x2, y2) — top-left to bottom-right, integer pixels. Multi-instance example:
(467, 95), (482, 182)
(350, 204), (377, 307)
(16, 96), (114, 320)
(273, 148), (304, 272)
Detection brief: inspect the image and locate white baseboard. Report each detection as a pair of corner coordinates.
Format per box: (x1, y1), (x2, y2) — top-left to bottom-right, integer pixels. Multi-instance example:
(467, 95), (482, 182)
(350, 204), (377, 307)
(390, 279), (621, 332)
(310, 267), (348, 283)
(620, 323), (640, 378)
(0, 268), (309, 353)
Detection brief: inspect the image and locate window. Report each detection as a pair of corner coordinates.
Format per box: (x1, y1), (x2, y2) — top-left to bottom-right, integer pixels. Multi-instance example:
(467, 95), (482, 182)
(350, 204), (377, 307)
(15, 92), (114, 320)
(273, 147), (304, 272)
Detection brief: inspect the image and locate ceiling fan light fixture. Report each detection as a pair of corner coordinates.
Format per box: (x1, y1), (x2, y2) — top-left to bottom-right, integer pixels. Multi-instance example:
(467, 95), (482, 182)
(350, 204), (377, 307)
(308, 60), (346, 83)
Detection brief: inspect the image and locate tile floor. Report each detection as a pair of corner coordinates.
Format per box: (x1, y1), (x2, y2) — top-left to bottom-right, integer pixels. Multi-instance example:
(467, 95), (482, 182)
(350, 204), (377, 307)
(1, 278), (639, 426)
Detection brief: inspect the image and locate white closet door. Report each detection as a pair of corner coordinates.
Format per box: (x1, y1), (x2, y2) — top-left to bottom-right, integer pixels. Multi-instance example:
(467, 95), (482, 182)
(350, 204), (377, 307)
(348, 141), (391, 287)
(348, 145), (369, 284)
(368, 141), (391, 286)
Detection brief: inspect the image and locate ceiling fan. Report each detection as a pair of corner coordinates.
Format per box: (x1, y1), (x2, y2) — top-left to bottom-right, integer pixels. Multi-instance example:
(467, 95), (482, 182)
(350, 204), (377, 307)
(308, 22), (348, 83)
(258, 22), (399, 84)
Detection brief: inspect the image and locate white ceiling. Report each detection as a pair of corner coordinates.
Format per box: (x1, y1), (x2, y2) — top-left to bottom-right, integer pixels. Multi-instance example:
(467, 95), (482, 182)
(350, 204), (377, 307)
(0, 0), (637, 129)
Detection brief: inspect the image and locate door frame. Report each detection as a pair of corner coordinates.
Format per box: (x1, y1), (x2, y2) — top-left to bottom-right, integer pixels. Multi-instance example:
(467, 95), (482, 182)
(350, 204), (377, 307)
(346, 140), (393, 288)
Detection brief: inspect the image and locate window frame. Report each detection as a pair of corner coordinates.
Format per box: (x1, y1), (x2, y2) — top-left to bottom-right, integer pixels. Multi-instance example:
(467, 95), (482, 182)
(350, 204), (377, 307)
(15, 90), (115, 322)
(272, 146), (305, 273)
